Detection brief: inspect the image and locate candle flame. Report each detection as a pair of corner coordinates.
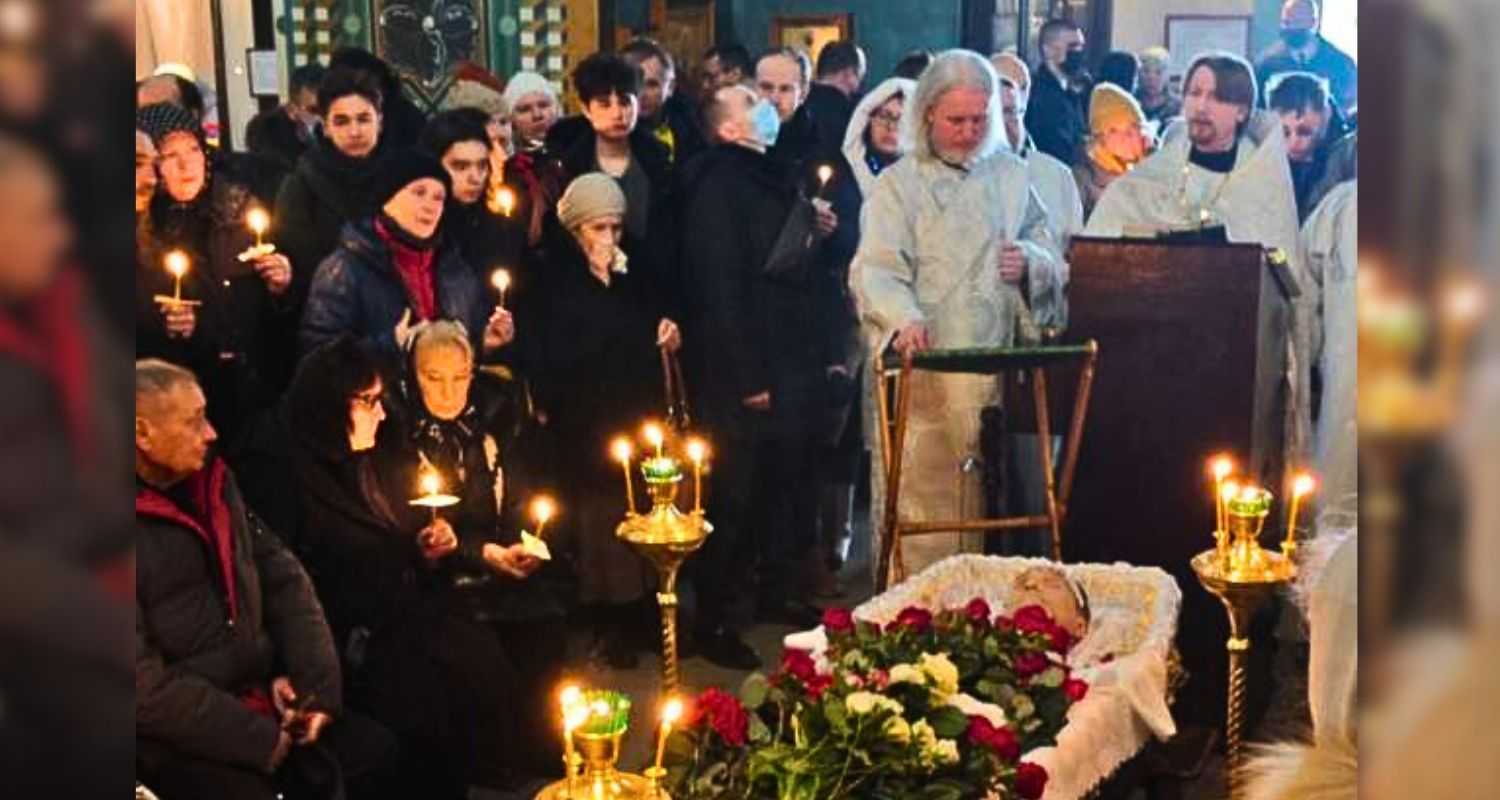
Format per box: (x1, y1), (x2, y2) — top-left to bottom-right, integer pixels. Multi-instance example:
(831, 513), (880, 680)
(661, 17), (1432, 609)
(165, 250), (190, 278)
(643, 423), (664, 449)
(531, 495), (556, 524)
(817, 164), (833, 184)
(1237, 485), (1260, 502)
(1292, 473), (1316, 498)
(590, 699), (611, 718)
(247, 207), (269, 234)
(611, 437), (632, 464)
(420, 470), (441, 496)
(498, 186), (516, 215)
(686, 438), (707, 464)
(1210, 455), (1233, 481)
(491, 269), (510, 292)
(559, 684), (582, 710)
(1220, 481), (1239, 502)
(661, 697), (683, 725)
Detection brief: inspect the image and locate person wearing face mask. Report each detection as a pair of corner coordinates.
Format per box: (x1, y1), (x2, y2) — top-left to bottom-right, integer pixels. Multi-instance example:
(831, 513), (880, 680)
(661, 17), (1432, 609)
(1083, 53), (1314, 471)
(136, 103), (297, 455)
(1255, 0), (1358, 117)
(274, 67), (393, 308)
(1025, 18), (1092, 164)
(756, 47), (820, 171)
(558, 52), (679, 314)
(1073, 82), (1156, 218)
(246, 63), (326, 174)
(851, 49), (1067, 584)
(300, 148), (516, 367)
(282, 336), (524, 797)
(1268, 72), (1351, 221)
(678, 84), (841, 668)
(528, 173), (682, 669)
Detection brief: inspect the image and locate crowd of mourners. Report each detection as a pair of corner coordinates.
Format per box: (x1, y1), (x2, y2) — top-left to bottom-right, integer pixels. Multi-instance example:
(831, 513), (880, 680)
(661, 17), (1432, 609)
(125, 1), (1357, 796)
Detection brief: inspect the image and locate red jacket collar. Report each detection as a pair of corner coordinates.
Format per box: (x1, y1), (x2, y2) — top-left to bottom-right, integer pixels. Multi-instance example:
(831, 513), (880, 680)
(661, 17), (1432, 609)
(135, 459), (240, 619)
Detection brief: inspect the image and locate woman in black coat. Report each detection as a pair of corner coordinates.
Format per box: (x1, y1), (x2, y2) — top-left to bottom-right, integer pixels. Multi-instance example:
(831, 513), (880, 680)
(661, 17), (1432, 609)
(274, 66), (393, 306)
(380, 320), (568, 777)
(135, 103), (297, 453)
(285, 336), (522, 798)
(529, 173), (682, 668)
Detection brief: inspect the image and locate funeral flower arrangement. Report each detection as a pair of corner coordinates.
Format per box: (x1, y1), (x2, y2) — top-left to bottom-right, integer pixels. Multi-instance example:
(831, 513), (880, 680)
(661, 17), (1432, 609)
(664, 598), (1088, 800)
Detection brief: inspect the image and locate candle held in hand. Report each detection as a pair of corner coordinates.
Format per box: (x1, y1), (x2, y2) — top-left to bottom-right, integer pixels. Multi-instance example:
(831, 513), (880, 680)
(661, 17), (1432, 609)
(165, 250), (190, 302)
(491, 269), (510, 307)
(247, 207), (270, 247)
(497, 186), (516, 217)
(815, 164), (833, 198)
(531, 495), (556, 538)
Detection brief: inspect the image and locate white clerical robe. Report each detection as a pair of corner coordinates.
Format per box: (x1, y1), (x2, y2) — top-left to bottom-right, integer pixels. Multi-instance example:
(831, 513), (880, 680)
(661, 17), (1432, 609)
(1302, 181), (1357, 528)
(852, 151), (1066, 584)
(1085, 111), (1317, 477)
(1025, 147), (1086, 251)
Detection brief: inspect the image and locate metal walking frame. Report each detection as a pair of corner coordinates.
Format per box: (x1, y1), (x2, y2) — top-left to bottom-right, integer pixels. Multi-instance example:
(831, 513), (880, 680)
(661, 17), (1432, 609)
(874, 341), (1101, 592)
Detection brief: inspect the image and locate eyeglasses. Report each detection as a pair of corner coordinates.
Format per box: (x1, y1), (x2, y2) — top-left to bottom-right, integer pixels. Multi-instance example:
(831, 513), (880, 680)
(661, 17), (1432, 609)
(351, 390), (384, 410)
(870, 111), (902, 129)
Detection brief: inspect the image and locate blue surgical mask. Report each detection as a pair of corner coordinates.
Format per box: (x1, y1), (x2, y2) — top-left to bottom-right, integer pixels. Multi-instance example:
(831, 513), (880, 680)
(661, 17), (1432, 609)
(749, 98), (782, 147)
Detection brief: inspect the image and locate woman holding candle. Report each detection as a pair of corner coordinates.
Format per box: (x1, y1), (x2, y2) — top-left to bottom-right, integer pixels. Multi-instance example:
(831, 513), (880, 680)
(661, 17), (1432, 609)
(299, 147), (516, 367)
(135, 102), (298, 453)
(530, 173), (682, 669)
(379, 321), (569, 775)
(282, 336), (528, 797)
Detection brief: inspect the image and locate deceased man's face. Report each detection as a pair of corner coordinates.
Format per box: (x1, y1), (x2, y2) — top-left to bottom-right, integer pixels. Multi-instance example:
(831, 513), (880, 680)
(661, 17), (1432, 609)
(1009, 566), (1089, 640)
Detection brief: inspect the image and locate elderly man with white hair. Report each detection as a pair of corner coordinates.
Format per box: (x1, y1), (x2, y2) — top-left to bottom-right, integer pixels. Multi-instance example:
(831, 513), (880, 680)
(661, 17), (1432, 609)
(851, 49), (1067, 581)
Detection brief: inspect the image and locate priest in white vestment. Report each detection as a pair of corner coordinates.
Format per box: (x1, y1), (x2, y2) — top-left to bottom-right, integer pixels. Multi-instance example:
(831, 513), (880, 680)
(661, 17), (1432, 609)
(1085, 52), (1316, 477)
(851, 49), (1067, 584)
(1301, 181), (1357, 527)
(992, 53), (1086, 249)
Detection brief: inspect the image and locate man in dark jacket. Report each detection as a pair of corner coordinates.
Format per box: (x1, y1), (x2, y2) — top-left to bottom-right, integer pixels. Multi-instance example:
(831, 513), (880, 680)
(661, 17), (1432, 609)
(1255, 0), (1358, 116)
(246, 64), (325, 173)
(1026, 18), (1092, 164)
(622, 37), (707, 166)
(804, 41), (865, 156)
(679, 85), (837, 669)
(134, 359), (395, 799)
(757, 48), (822, 171)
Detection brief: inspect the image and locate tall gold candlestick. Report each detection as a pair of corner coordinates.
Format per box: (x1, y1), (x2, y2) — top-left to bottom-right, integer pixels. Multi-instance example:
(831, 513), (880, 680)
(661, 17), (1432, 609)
(685, 439), (706, 514)
(612, 438), (636, 514)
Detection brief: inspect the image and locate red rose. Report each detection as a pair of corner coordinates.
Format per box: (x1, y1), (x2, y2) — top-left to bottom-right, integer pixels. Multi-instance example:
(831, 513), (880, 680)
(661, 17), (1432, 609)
(965, 597), (992, 626)
(869, 668), (890, 690)
(822, 607), (855, 634)
(694, 688), (748, 747)
(1045, 623), (1073, 654)
(1012, 604), (1054, 635)
(1014, 652), (1048, 678)
(1063, 677), (1089, 702)
(966, 717), (1020, 762)
(805, 673), (834, 700)
(891, 606), (933, 633)
(993, 614), (1015, 632)
(781, 648), (818, 682)
(1015, 762), (1049, 800)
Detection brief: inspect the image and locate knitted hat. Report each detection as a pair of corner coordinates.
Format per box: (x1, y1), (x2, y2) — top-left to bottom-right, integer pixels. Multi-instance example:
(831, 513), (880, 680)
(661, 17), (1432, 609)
(556, 172), (626, 230)
(503, 71), (558, 109)
(444, 62), (508, 116)
(374, 148), (453, 207)
(1089, 82), (1147, 135)
(136, 102), (203, 148)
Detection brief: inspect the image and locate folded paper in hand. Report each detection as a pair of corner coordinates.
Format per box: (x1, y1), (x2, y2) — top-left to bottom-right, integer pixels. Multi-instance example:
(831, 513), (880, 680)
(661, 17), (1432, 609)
(520, 531), (552, 560)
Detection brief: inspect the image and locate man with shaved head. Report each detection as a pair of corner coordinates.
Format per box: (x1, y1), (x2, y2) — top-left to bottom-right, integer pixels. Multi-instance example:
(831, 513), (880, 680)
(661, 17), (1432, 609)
(1254, 0), (1357, 115)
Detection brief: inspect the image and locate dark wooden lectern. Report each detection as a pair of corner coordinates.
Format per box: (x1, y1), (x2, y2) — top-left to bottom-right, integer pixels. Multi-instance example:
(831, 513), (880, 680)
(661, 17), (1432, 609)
(1061, 238), (1299, 732)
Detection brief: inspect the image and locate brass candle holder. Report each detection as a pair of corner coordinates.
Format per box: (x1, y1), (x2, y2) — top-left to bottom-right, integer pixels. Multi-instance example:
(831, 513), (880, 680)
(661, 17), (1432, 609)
(537, 690), (664, 800)
(1191, 486), (1297, 800)
(617, 456), (712, 693)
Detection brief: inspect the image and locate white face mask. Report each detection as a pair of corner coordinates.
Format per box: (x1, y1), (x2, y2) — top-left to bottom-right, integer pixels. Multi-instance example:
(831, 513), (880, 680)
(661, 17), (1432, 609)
(748, 98), (782, 147)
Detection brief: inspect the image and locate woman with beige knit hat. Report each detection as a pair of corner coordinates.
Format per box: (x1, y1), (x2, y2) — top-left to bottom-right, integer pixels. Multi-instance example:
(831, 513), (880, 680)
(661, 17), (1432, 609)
(1072, 81), (1156, 217)
(529, 172), (682, 668)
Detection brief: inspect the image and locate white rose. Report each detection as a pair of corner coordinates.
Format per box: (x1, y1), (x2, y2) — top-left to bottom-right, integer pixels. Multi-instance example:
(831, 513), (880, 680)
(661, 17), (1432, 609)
(846, 692), (880, 715)
(919, 652), (960, 697)
(933, 738), (960, 765)
(912, 719), (939, 752)
(946, 693), (1008, 729)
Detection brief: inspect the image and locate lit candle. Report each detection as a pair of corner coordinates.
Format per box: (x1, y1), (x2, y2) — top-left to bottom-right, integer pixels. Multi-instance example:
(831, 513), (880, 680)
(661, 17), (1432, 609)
(1218, 480), (1239, 555)
(653, 697), (683, 774)
(686, 438), (706, 514)
(559, 685), (584, 788)
(530, 495), (556, 539)
(247, 207), (270, 248)
(815, 163), (833, 198)
(491, 268), (510, 308)
(164, 250), (190, 302)
(643, 423), (664, 459)
(497, 186), (516, 217)
(1283, 473), (1315, 555)
(419, 468), (442, 522)
(1209, 455), (1233, 534)
(612, 438), (636, 513)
